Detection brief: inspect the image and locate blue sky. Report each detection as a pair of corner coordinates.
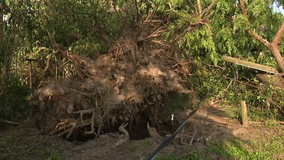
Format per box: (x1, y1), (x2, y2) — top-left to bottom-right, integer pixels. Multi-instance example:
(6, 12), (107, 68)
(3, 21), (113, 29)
(272, 2), (284, 15)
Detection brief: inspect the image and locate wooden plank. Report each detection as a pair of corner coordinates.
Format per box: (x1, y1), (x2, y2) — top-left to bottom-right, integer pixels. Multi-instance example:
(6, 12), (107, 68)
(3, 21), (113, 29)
(221, 56), (278, 74)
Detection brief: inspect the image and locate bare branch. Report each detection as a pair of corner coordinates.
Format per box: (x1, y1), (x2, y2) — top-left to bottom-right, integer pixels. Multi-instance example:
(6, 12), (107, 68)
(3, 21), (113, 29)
(239, 0), (270, 46)
(272, 20), (284, 47)
(247, 29), (270, 46)
(0, 118), (19, 125)
(239, 0), (247, 16)
(188, 0), (198, 14)
(66, 118), (79, 139)
(197, 0), (202, 16)
(201, 0), (216, 18)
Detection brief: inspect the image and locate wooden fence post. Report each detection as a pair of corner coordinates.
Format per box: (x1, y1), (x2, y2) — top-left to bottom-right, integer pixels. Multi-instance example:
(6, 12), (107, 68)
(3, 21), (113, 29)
(241, 100), (249, 127)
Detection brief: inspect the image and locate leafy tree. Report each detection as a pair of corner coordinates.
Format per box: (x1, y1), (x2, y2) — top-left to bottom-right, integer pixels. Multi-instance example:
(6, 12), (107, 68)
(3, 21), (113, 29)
(239, 0), (284, 73)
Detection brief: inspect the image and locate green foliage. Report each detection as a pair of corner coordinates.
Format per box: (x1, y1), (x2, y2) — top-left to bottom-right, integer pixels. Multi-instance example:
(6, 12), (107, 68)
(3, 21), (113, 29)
(0, 75), (31, 120)
(46, 151), (60, 160)
(247, 0), (270, 18)
(191, 63), (230, 100)
(233, 15), (249, 32)
(216, 0), (231, 14)
(156, 152), (178, 160)
(70, 38), (107, 58)
(140, 138), (153, 149)
(206, 133), (284, 160)
(163, 92), (192, 112)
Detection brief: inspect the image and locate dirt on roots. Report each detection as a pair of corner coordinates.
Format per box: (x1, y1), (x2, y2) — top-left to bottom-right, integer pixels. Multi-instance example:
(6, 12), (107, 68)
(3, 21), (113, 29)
(27, 28), (195, 142)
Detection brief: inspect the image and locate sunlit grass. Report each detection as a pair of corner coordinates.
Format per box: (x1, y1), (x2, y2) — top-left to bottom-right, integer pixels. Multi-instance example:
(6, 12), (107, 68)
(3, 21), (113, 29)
(206, 129), (284, 160)
(156, 127), (284, 160)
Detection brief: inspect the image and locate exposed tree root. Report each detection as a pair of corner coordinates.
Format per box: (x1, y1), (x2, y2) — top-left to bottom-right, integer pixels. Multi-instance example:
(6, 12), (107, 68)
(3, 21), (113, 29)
(189, 125), (197, 146)
(85, 112), (95, 135)
(147, 122), (162, 139)
(114, 123), (129, 147)
(28, 26), (195, 140)
(66, 118), (80, 139)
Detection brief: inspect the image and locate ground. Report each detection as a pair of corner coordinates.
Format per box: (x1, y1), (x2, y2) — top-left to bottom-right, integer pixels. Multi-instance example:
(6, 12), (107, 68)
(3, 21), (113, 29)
(1, 104), (284, 160)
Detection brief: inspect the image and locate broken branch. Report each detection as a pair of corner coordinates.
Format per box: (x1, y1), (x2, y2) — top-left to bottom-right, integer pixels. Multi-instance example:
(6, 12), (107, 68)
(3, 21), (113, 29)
(0, 118), (19, 125)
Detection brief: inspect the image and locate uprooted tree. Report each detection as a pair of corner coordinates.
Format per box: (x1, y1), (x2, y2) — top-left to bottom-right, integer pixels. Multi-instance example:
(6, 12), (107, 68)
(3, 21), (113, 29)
(28, 31), (195, 140)
(1, 0), (284, 140)
(26, 0), (217, 140)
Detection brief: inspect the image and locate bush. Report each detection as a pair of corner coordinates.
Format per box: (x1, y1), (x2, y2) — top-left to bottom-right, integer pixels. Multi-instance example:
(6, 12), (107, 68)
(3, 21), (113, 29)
(0, 75), (31, 120)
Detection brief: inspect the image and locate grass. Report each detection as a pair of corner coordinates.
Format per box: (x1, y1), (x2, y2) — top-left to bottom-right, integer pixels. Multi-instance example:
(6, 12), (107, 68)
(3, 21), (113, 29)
(156, 152), (179, 160)
(140, 138), (153, 149)
(208, 131), (284, 160)
(46, 151), (60, 160)
(155, 125), (284, 160)
(0, 131), (62, 160)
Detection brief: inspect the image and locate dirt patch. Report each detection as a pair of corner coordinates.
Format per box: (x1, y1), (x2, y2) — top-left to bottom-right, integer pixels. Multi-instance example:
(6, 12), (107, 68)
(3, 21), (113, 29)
(2, 105), (281, 160)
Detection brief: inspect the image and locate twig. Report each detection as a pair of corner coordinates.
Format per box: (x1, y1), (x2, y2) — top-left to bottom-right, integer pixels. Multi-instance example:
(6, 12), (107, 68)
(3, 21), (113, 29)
(0, 118), (19, 125)
(151, 40), (171, 47)
(73, 108), (96, 114)
(44, 54), (53, 72)
(66, 118), (80, 139)
(57, 60), (71, 70)
(56, 126), (73, 137)
(69, 88), (94, 97)
(180, 127), (189, 145)
(201, 0), (217, 18)
(203, 62), (226, 70)
(95, 108), (109, 139)
(26, 137), (51, 151)
(145, 97), (154, 105)
(189, 125), (197, 146)
(223, 76), (261, 89)
(249, 121), (284, 125)
(55, 118), (79, 138)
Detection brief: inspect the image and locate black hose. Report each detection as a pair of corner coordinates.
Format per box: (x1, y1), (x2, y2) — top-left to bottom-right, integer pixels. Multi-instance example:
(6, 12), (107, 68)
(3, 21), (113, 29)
(146, 92), (210, 160)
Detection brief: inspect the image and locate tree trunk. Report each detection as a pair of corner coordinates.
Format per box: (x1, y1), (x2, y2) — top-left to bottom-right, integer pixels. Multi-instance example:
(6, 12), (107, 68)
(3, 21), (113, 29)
(268, 44), (284, 72)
